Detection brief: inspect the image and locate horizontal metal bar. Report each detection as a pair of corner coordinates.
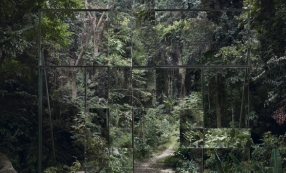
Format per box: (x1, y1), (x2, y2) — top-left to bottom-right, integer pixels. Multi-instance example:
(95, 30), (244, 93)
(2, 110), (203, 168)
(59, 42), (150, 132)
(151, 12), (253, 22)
(39, 65), (110, 68)
(155, 8), (249, 12)
(40, 9), (110, 12)
(92, 167), (134, 168)
(39, 65), (251, 68)
(131, 66), (155, 69)
(138, 65), (251, 68)
(132, 65), (248, 69)
(40, 8), (249, 12)
(109, 89), (131, 91)
(194, 147), (251, 149)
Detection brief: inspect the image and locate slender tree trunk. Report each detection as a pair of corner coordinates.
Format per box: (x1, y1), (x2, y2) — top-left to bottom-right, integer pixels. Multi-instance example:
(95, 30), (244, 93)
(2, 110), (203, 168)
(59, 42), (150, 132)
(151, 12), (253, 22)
(124, 69), (129, 88)
(180, 110), (183, 145)
(93, 29), (99, 57)
(0, 52), (5, 67)
(245, 106), (248, 128)
(215, 75), (222, 128)
(208, 82), (211, 109)
(106, 109), (109, 145)
(70, 3), (109, 101)
(93, 26), (99, 75)
(232, 105), (234, 125)
(71, 71), (77, 101)
(231, 90), (234, 126)
(177, 48), (185, 98)
(164, 70), (169, 97)
(239, 70), (247, 128)
(141, 117), (145, 144)
(176, 47), (187, 145)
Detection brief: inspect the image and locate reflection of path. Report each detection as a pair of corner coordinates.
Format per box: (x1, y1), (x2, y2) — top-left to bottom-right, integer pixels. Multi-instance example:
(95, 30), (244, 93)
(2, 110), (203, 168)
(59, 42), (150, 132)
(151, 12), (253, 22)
(135, 146), (175, 173)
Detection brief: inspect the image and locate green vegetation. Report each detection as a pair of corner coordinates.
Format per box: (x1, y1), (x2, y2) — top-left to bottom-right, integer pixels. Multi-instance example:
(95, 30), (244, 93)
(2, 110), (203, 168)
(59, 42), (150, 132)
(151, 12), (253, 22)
(1, 0), (286, 172)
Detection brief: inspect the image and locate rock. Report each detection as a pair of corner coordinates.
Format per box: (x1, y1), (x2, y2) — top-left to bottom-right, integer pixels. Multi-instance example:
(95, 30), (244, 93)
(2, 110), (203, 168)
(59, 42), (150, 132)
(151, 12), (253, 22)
(0, 153), (17, 173)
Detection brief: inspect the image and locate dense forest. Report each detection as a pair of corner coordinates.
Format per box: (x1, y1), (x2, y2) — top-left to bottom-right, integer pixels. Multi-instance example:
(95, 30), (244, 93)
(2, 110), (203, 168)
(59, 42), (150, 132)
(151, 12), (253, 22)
(0, 0), (286, 173)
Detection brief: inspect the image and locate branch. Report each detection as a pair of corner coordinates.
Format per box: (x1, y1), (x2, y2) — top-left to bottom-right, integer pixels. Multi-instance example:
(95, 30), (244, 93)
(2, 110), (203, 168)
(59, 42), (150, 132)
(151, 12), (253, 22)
(75, 4), (112, 66)
(96, 11), (106, 29)
(84, 0), (93, 19)
(96, 5), (112, 28)
(75, 32), (91, 66)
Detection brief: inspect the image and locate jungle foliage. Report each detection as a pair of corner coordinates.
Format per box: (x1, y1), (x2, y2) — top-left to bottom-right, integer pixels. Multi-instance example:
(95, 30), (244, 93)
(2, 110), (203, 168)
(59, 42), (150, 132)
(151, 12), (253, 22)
(0, 0), (286, 172)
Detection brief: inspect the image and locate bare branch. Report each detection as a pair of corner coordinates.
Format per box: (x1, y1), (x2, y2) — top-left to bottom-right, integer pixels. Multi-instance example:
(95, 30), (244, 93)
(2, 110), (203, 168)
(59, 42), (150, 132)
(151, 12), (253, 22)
(96, 11), (106, 29)
(97, 5), (112, 28)
(75, 32), (91, 66)
(84, 0), (92, 19)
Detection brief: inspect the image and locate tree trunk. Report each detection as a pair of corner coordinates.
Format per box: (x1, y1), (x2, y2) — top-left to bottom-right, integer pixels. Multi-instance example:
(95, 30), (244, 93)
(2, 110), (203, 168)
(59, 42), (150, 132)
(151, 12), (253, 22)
(177, 48), (185, 98)
(71, 71), (77, 101)
(0, 53), (5, 68)
(208, 82), (211, 109)
(180, 110), (184, 146)
(164, 69), (169, 97)
(141, 117), (145, 144)
(124, 69), (129, 88)
(93, 29), (99, 57)
(93, 28), (99, 75)
(215, 75), (222, 128)
(176, 46), (187, 145)
(71, 4), (108, 101)
(239, 69), (247, 128)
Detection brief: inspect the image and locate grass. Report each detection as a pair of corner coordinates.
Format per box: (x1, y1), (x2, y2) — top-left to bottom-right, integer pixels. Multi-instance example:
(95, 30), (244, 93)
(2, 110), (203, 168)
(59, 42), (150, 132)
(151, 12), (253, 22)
(155, 125), (180, 155)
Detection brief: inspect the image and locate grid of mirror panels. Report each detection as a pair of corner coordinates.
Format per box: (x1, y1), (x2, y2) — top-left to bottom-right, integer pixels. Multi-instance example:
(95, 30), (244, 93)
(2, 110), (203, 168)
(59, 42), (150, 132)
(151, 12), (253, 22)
(38, 6), (250, 173)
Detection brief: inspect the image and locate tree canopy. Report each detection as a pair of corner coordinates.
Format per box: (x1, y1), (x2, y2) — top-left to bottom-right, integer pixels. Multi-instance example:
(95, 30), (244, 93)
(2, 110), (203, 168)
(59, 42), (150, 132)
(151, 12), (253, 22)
(1, 0), (286, 172)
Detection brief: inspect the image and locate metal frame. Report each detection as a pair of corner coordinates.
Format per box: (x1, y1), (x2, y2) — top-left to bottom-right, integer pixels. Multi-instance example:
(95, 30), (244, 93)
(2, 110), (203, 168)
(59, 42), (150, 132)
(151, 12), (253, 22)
(38, 8), (250, 173)
(39, 8), (249, 12)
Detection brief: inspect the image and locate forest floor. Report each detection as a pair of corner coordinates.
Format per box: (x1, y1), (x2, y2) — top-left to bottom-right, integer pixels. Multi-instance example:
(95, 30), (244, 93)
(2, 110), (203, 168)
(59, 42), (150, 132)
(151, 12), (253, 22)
(134, 137), (177, 173)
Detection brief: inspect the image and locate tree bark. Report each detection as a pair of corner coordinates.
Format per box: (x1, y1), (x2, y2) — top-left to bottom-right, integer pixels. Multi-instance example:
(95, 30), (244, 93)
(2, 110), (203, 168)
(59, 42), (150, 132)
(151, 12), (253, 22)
(215, 75), (222, 128)
(176, 46), (187, 145)
(164, 69), (169, 97)
(70, 3), (109, 100)
(0, 53), (5, 68)
(177, 47), (185, 98)
(239, 69), (247, 128)
(71, 71), (77, 101)
(141, 116), (145, 144)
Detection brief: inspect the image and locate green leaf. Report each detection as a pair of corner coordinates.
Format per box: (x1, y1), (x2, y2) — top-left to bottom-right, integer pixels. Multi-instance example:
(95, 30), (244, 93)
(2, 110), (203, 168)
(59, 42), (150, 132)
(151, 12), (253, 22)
(269, 148), (282, 173)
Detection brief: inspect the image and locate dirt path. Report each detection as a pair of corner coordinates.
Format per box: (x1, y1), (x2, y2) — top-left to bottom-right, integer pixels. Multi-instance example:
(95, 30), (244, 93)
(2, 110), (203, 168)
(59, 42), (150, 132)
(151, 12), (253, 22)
(134, 146), (175, 173)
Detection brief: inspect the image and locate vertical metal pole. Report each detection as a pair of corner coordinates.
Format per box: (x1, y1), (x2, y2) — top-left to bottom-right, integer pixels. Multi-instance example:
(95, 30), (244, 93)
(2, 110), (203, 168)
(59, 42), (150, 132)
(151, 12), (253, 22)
(247, 10), (251, 169)
(152, 68), (155, 107)
(107, 15), (110, 172)
(107, 67), (110, 172)
(247, 68), (251, 165)
(84, 67), (87, 173)
(247, 10), (251, 129)
(85, 68), (87, 109)
(38, 64), (43, 173)
(131, 67), (134, 173)
(201, 68), (204, 126)
(201, 67), (204, 172)
(38, 9), (43, 173)
(247, 10), (250, 66)
(130, 28), (135, 173)
(43, 53), (56, 160)
(247, 68), (250, 128)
